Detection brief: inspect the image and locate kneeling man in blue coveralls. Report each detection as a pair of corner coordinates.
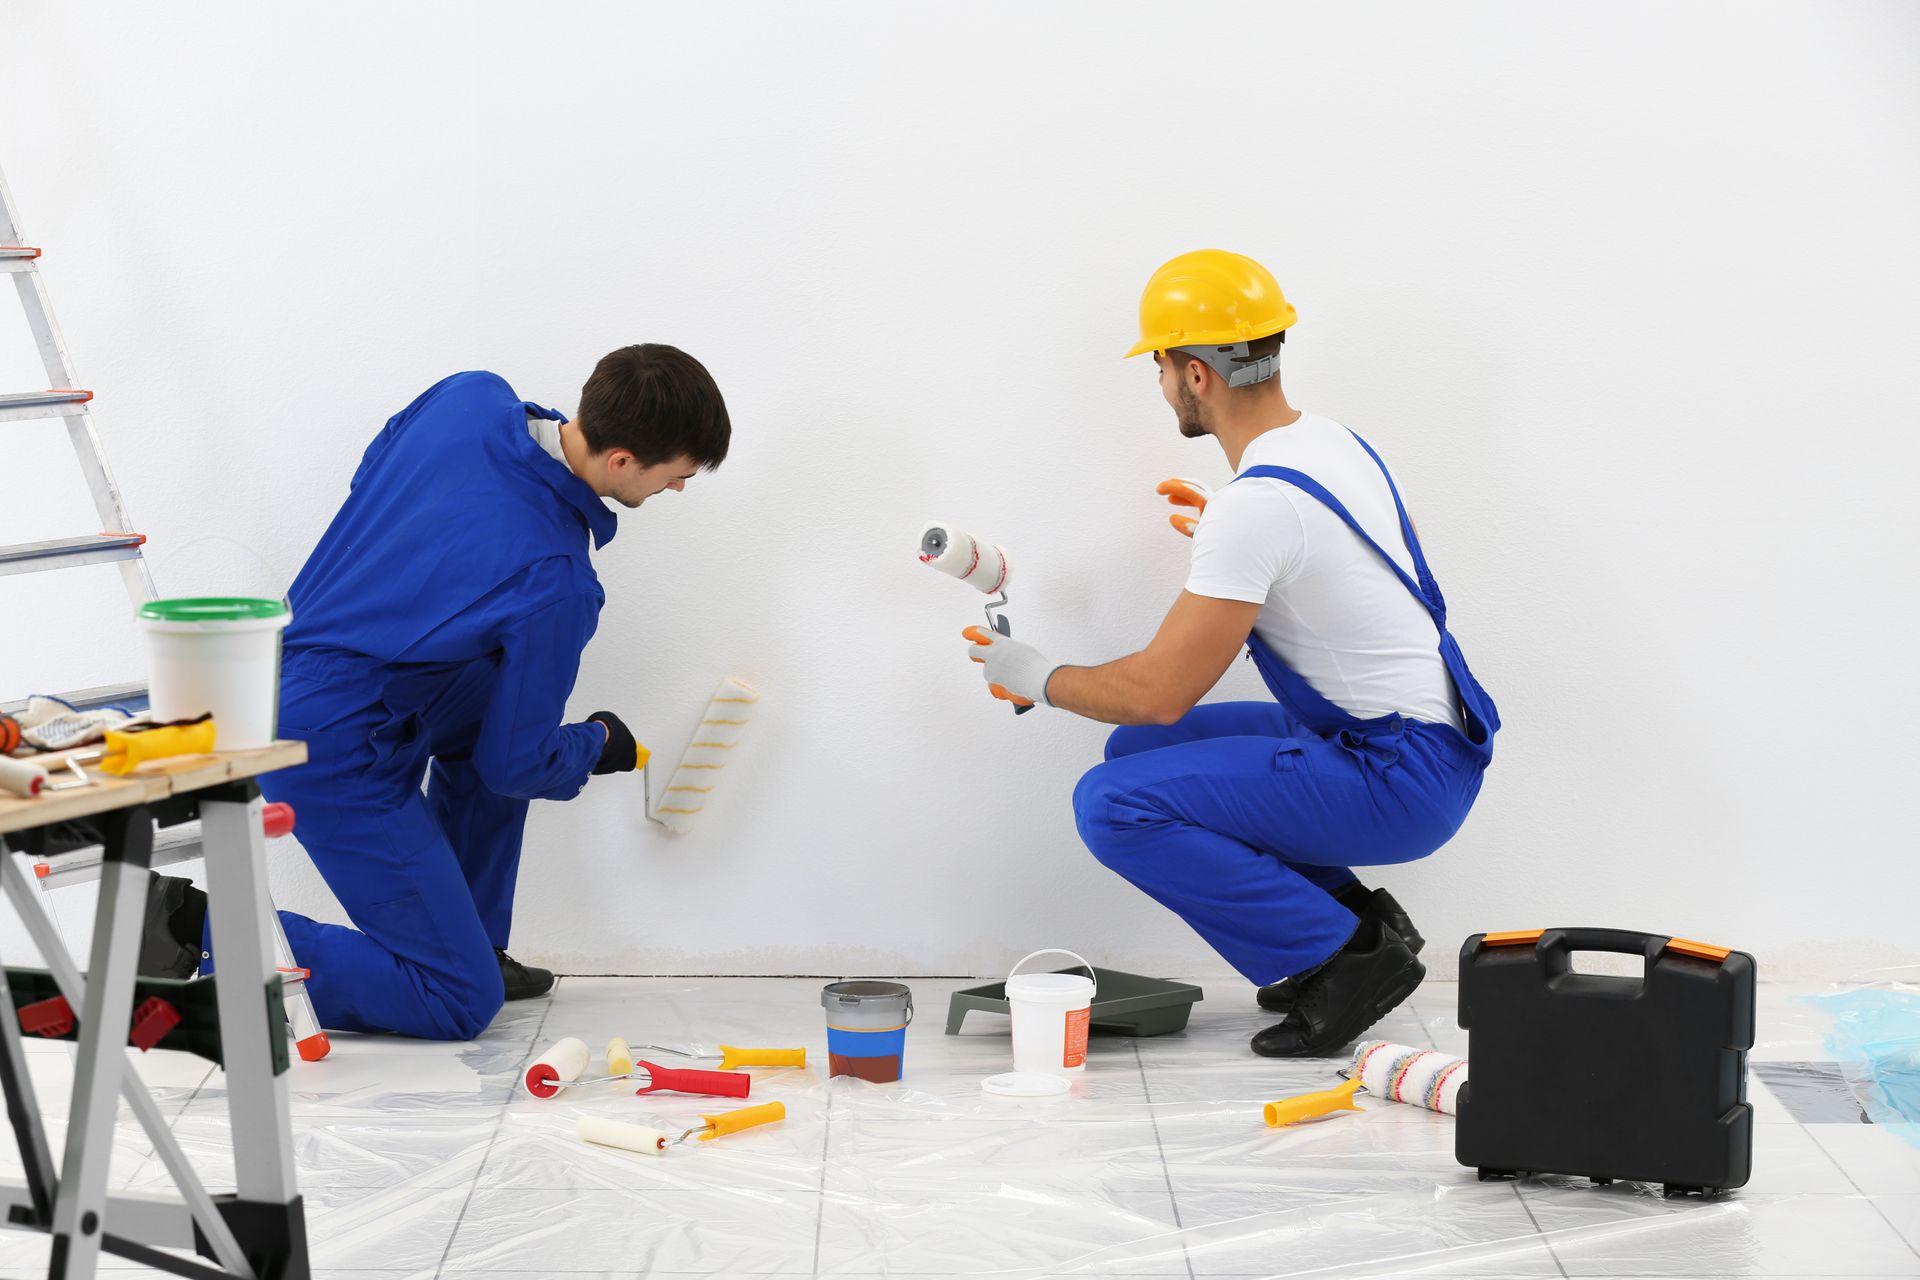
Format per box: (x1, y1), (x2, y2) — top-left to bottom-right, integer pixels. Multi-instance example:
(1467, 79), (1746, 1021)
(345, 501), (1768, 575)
(141, 347), (730, 1040)
(963, 251), (1499, 1057)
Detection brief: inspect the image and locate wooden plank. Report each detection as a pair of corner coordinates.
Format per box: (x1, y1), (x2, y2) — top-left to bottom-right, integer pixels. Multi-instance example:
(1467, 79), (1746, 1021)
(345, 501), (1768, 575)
(0, 742), (307, 836)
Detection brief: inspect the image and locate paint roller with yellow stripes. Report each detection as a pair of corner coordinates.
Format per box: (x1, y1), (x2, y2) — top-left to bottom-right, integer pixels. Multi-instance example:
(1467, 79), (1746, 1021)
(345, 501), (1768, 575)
(643, 676), (761, 834)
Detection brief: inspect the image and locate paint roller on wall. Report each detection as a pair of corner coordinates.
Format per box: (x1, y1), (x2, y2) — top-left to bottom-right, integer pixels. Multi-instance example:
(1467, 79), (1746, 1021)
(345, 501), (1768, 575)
(643, 676), (761, 834)
(918, 521), (1030, 715)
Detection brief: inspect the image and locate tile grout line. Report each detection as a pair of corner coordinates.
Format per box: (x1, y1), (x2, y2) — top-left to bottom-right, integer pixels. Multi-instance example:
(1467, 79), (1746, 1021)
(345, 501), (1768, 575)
(433, 984), (558, 1280)
(1134, 1042), (1196, 1280)
(809, 1070), (832, 1277)
(1806, 1122), (1920, 1264)
(1509, 1179), (1569, 1278)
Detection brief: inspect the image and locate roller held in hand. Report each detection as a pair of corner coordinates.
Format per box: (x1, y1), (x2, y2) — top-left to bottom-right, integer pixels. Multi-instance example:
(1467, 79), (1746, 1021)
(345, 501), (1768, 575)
(920, 521), (1034, 715)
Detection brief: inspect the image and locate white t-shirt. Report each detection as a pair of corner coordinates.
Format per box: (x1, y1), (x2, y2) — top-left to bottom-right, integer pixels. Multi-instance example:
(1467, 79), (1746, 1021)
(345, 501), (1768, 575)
(527, 412), (565, 464)
(1184, 412), (1465, 732)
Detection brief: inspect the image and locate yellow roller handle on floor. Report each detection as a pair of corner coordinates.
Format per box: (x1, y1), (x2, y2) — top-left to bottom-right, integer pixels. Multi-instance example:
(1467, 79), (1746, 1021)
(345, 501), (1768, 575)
(718, 1045), (806, 1070)
(605, 1037), (635, 1077)
(1263, 1077), (1364, 1127)
(699, 1101), (785, 1141)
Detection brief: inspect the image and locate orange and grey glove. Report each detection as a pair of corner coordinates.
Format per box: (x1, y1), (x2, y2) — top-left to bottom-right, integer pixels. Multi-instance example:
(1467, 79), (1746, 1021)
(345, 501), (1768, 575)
(1156, 477), (1212, 537)
(962, 626), (1057, 709)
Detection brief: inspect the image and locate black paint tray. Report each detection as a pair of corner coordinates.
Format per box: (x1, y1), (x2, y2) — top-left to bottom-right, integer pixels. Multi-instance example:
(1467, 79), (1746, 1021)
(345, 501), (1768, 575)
(944, 968), (1204, 1037)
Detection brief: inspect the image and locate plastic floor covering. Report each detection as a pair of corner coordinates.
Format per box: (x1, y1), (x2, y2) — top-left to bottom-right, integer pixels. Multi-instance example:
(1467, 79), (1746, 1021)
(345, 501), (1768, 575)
(2, 976), (1917, 1278)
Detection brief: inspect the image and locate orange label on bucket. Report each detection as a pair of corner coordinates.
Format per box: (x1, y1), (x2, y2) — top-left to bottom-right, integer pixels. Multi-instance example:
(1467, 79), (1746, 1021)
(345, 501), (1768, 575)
(1063, 1007), (1090, 1069)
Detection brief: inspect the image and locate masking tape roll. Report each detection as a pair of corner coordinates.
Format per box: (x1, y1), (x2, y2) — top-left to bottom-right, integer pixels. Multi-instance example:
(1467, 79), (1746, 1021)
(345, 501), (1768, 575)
(918, 522), (1010, 595)
(576, 1116), (668, 1155)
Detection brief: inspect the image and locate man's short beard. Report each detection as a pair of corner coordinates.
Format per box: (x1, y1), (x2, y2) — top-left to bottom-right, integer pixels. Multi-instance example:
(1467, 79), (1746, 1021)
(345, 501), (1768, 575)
(1175, 381), (1209, 439)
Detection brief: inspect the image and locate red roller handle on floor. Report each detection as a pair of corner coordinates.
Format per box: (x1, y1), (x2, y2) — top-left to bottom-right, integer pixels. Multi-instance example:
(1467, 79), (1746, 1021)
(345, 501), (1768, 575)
(634, 1061), (751, 1098)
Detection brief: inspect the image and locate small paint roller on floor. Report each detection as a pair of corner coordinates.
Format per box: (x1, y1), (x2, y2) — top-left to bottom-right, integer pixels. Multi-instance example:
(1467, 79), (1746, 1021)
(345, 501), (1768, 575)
(521, 1037), (751, 1100)
(576, 1102), (786, 1156)
(606, 1038), (805, 1074)
(918, 521), (1029, 715)
(644, 676), (761, 834)
(1263, 1039), (1470, 1126)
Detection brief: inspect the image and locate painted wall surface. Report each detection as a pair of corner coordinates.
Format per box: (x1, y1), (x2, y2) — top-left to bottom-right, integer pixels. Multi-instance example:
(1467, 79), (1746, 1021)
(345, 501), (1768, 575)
(3, 2), (1916, 985)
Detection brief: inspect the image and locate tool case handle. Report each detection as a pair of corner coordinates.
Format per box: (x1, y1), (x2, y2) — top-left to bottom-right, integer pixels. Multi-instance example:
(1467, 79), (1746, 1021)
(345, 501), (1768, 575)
(1535, 928), (1662, 975)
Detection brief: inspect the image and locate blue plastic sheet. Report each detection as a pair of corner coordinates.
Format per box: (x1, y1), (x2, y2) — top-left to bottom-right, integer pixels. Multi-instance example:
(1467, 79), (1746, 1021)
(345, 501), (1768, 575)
(1808, 970), (1920, 1146)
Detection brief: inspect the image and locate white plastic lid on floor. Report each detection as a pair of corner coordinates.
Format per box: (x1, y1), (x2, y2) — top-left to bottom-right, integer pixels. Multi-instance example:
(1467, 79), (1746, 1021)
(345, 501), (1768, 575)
(979, 1070), (1072, 1097)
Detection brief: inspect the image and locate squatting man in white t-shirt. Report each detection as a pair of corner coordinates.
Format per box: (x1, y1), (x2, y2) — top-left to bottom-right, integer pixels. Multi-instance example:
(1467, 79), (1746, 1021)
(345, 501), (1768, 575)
(962, 250), (1501, 1057)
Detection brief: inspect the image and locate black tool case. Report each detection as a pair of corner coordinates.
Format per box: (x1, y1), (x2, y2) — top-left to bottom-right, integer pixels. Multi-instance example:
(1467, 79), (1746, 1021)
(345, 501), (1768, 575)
(1456, 927), (1756, 1196)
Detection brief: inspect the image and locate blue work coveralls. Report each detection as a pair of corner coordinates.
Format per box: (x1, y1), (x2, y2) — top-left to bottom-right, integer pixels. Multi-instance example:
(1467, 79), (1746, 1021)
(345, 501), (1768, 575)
(1073, 431), (1500, 986)
(258, 371), (612, 1039)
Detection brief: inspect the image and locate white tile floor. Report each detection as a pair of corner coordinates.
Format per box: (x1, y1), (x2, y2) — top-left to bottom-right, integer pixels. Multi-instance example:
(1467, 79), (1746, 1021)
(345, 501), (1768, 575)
(1, 978), (1915, 1278)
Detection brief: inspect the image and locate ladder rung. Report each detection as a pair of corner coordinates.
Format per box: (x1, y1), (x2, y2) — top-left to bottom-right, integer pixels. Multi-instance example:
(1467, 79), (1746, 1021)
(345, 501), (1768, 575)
(0, 245), (40, 274)
(0, 532), (146, 578)
(0, 389), (93, 423)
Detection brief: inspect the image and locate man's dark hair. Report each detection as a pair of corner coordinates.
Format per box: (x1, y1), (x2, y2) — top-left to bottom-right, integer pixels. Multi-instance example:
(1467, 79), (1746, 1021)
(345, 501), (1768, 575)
(577, 344), (730, 470)
(1168, 329), (1286, 388)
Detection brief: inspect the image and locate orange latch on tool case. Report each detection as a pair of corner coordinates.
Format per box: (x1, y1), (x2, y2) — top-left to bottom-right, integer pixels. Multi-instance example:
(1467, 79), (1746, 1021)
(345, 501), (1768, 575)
(1481, 930), (1544, 946)
(1665, 937), (1732, 963)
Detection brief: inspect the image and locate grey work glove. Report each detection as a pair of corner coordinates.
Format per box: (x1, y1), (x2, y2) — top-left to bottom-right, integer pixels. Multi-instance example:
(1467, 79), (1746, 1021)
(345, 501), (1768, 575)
(962, 625), (1058, 709)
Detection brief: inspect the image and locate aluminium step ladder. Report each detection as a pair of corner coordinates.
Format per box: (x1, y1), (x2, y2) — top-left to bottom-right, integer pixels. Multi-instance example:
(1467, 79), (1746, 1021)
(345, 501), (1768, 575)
(1, 160), (329, 1062)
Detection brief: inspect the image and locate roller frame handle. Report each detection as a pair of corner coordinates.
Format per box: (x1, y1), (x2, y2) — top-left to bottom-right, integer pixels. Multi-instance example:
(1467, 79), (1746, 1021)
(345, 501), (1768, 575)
(699, 1101), (786, 1140)
(1263, 1077), (1364, 1127)
(635, 1060), (752, 1098)
(718, 1045), (806, 1070)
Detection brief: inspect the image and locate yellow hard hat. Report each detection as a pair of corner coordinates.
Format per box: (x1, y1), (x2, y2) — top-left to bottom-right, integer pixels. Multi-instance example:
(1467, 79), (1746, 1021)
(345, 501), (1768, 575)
(1125, 249), (1297, 358)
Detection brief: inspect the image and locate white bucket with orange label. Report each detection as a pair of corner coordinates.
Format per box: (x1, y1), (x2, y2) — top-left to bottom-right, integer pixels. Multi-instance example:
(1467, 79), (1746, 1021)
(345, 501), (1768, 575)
(1006, 949), (1096, 1077)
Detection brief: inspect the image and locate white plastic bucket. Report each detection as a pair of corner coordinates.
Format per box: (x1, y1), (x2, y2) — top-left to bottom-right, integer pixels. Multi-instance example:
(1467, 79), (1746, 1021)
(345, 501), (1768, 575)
(137, 598), (291, 751)
(1007, 949), (1097, 1076)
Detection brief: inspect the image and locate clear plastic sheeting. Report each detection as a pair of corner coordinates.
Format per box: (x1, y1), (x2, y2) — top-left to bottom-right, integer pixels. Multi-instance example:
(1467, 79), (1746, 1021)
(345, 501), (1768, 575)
(2, 977), (1917, 1277)
(1808, 965), (1920, 1147)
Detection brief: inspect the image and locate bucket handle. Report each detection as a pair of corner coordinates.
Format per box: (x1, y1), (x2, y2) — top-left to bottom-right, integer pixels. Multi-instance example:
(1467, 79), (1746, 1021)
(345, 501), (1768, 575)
(1009, 949), (1097, 1000)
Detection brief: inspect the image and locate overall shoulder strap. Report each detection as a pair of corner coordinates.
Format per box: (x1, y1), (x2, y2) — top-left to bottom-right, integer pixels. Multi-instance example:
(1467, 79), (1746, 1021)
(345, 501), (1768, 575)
(1233, 462), (1441, 622)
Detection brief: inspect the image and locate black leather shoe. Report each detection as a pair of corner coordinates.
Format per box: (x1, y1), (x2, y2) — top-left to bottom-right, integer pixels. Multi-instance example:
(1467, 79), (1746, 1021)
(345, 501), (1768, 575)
(1257, 888), (1424, 1013)
(497, 949), (555, 1000)
(1251, 923), (1424, 1058)
(138, 874), (204, 980)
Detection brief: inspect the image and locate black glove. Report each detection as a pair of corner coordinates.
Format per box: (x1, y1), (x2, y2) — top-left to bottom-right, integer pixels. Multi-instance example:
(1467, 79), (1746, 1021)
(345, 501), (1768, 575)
(588, 711), (639, 775)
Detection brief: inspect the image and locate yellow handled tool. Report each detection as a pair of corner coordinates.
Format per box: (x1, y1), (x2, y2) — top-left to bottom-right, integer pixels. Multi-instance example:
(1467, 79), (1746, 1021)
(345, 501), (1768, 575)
(684, 1101), (785, 1143)
(719, 1045), (806, 1071)
(1263, 1076), (1365, 1127)
(100, 717), (217, 776)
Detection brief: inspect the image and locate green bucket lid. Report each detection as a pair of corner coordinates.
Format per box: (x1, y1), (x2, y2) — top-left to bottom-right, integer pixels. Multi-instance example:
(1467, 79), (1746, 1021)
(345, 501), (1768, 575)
(138, 597), (290, 623)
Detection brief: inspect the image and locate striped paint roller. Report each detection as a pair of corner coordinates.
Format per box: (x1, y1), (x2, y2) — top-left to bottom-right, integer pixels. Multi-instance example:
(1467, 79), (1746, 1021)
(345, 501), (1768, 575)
(1263, 1039), (1469, 1126)
(645, 677), (760, 834)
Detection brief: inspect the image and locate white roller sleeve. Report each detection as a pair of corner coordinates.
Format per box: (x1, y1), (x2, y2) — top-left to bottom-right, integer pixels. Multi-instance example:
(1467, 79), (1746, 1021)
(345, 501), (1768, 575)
(1351, 1040), (1470, 1116)
(0, 757), (49, 798)
(919, 522), (1010, 595)
(577, 1116), (669, 1155)
(651, 677), (760, 834)
(522, 1036), (593, 1098)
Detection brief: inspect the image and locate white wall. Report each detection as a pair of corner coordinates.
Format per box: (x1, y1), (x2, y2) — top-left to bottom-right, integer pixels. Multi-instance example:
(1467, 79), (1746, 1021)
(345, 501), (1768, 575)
(3, 2), (1916, 985)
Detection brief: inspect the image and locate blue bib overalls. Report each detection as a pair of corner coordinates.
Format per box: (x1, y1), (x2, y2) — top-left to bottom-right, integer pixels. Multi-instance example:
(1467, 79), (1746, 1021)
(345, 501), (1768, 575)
(1072, 432), (1499, 985)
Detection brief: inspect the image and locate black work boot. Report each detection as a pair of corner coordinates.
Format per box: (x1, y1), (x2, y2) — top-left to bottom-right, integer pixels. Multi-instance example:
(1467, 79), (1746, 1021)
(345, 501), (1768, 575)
(497, 949), (555, 1000)
(1251, 921), (1424, 1058)
(138, 874), (206, 980)
(1257, 886), (1424, 1013)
